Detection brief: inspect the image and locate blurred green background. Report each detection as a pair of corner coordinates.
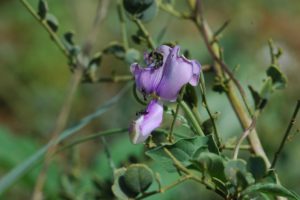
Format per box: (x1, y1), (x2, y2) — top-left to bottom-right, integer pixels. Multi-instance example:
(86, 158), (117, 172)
(0, 0), (300, 199)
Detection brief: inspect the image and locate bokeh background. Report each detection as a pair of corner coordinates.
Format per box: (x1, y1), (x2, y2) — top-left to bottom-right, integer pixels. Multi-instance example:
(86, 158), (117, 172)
(0, 0), (300, 199)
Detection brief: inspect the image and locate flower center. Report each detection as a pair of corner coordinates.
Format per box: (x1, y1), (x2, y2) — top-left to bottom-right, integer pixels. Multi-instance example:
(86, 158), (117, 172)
(149, 51), (163, 69)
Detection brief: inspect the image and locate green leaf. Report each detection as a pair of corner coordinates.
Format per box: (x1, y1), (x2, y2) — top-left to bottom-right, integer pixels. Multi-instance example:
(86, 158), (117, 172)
(193, 152), (226, 182)
(37, 0), (48, 20)
(183, 84), (198, 109)
(63, 31), (75, 46)
(146, 136), (219, 172)
(266, 65), (287, 89)
(262, 170), (278, 184)
(260, 77), (273, 100)
(202, 118), (214, 135)
(247, 156), (267, 181)
(0, 84), (131, 195)
(224, 160), (254, 188)
(125, 48), (140, 64)
(46, 13), (59, 32)
(123, 164), (153, 194)
(249, 86), (267, 110)
(111, 168), (131, 200)
(103, 42), (126, 59)
(241, 183), (300, 200)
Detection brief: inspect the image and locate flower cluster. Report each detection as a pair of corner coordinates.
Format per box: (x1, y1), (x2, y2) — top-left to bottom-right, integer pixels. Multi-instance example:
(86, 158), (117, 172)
(129, 45), (201, 144)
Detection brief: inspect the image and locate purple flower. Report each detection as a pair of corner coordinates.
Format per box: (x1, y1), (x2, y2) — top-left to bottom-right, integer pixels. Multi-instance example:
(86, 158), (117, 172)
(129, 45), (201, 144)
(130, 45), (201, 102)
(129, 100), (163, 144)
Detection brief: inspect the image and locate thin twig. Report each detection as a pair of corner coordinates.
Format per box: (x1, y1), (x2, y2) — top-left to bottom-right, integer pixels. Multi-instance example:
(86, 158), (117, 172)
(55, 128), (128, 154)
(163, 148), (226, 198)
(82, 0), (110, 55)
(101, 137), (116, 176)
(168, 88), (186, 142)
(136, 175), (193, 200)
(31, 1), (110, 199)
(179, 101), (205, 136)
(117, 0), (129, 50)
(32, 68), (83, 200)
(132, 18), (156, 49)
(233, 115), (257, 159)
(199, 73), (221, 147)
(193, 1), (252, 116)
(19, 0), (69, 58)
(271, 100), (300, 169)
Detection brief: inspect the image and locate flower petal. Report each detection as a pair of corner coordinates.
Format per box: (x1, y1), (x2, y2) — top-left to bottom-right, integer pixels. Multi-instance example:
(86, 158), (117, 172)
(156, 46), (201, 101)
(129, 100), (163, 144)
(130, 63), (164, 94)
(130, 46), (171, 95)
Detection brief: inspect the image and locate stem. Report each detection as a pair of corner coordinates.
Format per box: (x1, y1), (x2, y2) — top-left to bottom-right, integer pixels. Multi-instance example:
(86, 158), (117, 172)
(233, 115), (257, 159)
(163, 148), (226, 198)
(271, 100), (300, 169)
(32, 68), (83, 200)
(191, 0), (270, 167)
(168, 88), (186, 142)
(158, 1), (191, 19)
(55, 128), (128, 154)
(117, 0), (129, 50)
(199, 73), (221, 147)
(19, 0), (69, 58)
(133, 18), (156, 49)
(95, 75), (133, 83)
(136, 175), (193, 200)
(101, 137), (116, 176)
(168, 104), (180, 142)
(179, 101), (205, 136)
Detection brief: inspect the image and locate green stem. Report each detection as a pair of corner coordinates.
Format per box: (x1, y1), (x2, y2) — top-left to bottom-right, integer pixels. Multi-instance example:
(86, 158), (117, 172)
(19, 0), (69, 58)
(96, 75), (133, 83)
(136, 175), (193, 200)
(179, 101), (204, 136)
(117, 0), (129, 50)
(199, 73), (221, 147)
(168, 104), (180, 142)
(163, 148), (226, 198)
(158, 1), (191, 19)
(55, 128), (128, 154)
(133, 18), (156, 49)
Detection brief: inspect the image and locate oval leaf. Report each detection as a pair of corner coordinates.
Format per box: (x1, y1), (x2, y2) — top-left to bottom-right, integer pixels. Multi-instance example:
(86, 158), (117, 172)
(123, 164), (153, 194)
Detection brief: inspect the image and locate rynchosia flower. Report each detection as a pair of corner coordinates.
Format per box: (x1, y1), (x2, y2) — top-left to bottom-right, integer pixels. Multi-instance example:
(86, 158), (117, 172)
(129, 45), (201, 144)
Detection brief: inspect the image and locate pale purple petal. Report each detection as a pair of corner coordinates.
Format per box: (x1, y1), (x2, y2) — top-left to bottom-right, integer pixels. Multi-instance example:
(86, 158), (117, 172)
(130, 63), (164, 94)
(130, 46), (172, 95)
(156, 46), (201, 101)
(129, 100), (163, 144)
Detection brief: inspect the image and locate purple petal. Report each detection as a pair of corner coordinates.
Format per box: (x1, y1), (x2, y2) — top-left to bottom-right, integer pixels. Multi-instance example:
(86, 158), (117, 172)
(130, 45), (171, 95)
(156, 46), (201, 101)
(130, 63), (164, 94)
(129, 100), (163, 144)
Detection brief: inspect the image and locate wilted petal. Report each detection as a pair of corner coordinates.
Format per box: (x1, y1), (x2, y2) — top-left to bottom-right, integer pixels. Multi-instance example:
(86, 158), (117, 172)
(156, 46), (201, 101)
(129, 100), (163, 144)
